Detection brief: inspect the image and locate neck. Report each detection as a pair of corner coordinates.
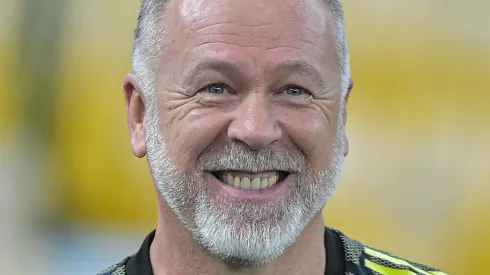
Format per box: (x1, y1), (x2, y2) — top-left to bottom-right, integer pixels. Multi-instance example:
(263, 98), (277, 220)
(150, 199), (327, 275)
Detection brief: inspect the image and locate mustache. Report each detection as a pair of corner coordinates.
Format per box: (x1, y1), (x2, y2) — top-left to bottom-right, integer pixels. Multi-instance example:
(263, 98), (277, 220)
(197, 142), (307, 173)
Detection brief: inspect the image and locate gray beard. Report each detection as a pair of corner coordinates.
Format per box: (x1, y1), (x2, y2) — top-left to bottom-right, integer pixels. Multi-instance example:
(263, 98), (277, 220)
(145, 106), (344, 266)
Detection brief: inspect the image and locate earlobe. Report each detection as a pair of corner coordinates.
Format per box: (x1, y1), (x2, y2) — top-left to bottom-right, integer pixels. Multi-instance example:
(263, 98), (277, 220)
(346, 78), (353, 103)
(123, 74), (147, 158)
(342, 79), (354, 126)
(342, 131), (349, 157)
(342, 78), (353, 157)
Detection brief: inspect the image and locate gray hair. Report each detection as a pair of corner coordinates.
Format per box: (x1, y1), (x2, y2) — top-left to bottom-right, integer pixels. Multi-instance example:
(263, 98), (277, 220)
(132, 0), (350, 102)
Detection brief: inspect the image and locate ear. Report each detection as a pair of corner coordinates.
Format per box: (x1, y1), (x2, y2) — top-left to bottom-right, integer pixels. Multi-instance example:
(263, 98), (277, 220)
(123, 73), (147, 158)
(341, 78), (354, 157)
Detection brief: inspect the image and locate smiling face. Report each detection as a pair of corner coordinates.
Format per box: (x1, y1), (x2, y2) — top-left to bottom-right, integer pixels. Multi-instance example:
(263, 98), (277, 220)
(127, 0), (349, 266)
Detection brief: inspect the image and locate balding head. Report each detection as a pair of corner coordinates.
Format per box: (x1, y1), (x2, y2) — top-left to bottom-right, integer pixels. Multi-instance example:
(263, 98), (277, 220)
(132, 0), (350, 101)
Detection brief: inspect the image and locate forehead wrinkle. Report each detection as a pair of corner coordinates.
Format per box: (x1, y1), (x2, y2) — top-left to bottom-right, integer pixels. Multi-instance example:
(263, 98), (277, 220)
(189, 20), (326, 37)
(189, 37), (326, 54)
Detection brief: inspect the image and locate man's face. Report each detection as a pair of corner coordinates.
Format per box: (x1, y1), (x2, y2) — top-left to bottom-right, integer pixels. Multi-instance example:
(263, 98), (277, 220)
(135, 0), (347, 266)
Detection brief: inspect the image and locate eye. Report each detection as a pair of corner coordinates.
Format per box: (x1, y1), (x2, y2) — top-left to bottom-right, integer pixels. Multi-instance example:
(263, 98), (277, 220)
(283, 86), (310, 96)
(202, 84), (229, 94)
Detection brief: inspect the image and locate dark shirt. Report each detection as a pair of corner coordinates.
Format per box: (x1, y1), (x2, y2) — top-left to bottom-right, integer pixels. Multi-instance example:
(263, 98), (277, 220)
(98, 227), (447, 275)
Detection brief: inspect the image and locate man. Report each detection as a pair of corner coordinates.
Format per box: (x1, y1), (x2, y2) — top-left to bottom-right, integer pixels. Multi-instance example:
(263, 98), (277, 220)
(100, 0), (448, 274)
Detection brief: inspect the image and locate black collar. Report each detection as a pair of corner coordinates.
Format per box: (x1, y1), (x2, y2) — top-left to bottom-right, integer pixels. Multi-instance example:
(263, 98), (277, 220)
(125, 230), (155, 275)
(126, 227), (345, 275)
(324, 227), (346, 275)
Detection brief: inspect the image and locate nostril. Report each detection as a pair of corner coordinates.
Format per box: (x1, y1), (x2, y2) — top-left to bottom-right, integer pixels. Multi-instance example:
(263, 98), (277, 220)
(227, 108), (281, 150)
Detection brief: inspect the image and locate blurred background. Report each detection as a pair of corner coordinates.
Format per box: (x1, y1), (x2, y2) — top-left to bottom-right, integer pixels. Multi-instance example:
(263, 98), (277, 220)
(1, 0), (489, 274)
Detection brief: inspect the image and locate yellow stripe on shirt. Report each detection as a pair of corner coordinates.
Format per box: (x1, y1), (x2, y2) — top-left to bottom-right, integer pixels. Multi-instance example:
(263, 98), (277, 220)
(365, 259), (418, 275)
(365, 247), (434, 275)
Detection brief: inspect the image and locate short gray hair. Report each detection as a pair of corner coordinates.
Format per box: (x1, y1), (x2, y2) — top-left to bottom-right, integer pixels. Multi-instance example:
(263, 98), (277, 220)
(132, 0), (350, 101)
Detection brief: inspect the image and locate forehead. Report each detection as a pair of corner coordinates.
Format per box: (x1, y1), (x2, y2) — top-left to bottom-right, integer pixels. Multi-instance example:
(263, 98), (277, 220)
(175, 0), (329, 32)
(160, 0), (339, 82)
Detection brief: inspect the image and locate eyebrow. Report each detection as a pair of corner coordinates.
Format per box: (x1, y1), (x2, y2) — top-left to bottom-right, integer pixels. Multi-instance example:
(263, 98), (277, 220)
(182, 59), (326, 88)
(183, 60), (244, 87)
(272, 60), (326, 89)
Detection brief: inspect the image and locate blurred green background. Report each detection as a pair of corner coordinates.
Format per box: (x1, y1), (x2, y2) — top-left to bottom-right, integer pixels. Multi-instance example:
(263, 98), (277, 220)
(1, 0), (489, 274)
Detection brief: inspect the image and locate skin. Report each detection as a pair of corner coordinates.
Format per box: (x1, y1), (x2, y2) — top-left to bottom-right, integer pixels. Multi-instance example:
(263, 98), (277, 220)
(123, 0), (353, 274)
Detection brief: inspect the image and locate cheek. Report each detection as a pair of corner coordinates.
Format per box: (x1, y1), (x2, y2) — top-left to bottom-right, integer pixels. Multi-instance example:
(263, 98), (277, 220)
(165, 109), (229, 173)
(282, 110), (337, 171)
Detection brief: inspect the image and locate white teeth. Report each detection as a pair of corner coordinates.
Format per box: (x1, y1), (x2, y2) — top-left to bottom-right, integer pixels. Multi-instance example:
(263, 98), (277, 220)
(240, 177), (251, 189)
(261, 178), (268, 189)
(251, 178), (261, 190)
(233, 176), (240, 187)
(223, 173), (281, 190)
(268, 175), (278, 187)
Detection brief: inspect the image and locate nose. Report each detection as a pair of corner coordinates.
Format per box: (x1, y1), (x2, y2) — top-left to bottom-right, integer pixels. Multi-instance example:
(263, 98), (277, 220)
(227, 93), (282, 149)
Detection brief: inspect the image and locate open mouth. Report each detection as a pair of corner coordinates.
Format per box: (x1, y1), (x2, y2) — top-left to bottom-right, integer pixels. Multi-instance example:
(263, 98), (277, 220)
(211, 171), (290, 190)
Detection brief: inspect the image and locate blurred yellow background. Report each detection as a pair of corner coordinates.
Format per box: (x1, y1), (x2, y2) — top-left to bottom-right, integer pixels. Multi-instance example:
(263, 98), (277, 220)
(1, 0), (489, 274)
